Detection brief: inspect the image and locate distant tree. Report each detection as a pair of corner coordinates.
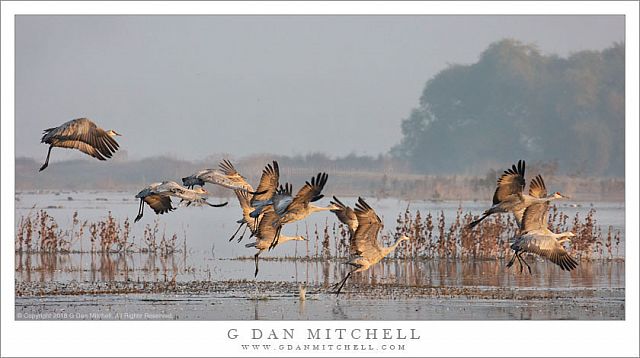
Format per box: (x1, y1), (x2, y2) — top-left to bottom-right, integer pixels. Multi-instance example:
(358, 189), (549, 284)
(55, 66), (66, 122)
(391, 39), (624, 176)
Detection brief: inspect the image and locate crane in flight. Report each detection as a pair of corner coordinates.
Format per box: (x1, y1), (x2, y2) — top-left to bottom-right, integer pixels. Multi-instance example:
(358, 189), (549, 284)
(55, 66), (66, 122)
(134, 181), (227, 222)
(39, 118), (121, 171)
(468, 160), (569, 229)
(330, 197), (411, 295)
(245, 204), (305, 277)
(182, 159), (263, 194)
(507, 175), (579, 273)
(261, 172), (337, 250)
(224, 161), (280, 242)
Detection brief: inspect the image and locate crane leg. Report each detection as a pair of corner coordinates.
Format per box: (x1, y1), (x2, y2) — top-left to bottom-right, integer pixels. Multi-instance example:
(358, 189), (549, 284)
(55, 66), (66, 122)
(268, 226), (281, 251)
(506, 252), (517, 268)
(253, 216), (259, 234)
(514, 252), (524, 273)
(467, 212), (489, 229)
(237, 224), (249, 243)
(518, 252), (532, 274)
(516, 255), (524, 273)
(254, 251), (261, 277)
(39, 146), (53, 172)
(228, 222), (245, 242)
(332, 271), (353, 296)
(134, 199), (144, 223)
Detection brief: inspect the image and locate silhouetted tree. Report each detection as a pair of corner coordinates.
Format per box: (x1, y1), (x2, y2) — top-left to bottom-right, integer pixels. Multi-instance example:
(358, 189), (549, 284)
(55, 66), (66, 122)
(392, 39), (624, 176)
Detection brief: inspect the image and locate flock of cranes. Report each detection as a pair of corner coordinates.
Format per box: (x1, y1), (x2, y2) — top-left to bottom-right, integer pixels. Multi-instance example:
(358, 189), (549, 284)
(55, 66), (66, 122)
(39, 118), (580, 295)
(469, 160), (577, 274)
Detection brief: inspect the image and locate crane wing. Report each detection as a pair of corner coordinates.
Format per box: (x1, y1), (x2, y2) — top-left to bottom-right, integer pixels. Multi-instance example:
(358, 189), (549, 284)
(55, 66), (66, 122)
(492, 160), (526, 205)
(250, 161), (280, 205)
(272, 183), (293, 216)
(218, 160), (254, 192)
(519, 175), (550, 231)
(330, 196), (359, 235)
(520, 202), (549, 231)
(143, 194), (175, 215)
(528, 174), (548, 198)
(256, 206), (279, 243)
(234, 189), (259, 233)
(53, 140), (109, 160)
(156, 181), (183, 194)
(46, 118), (119, 158)
(352, 197), (384, 258)
(219, 159), (239, 176)
(290, 172), (328, 209)
(522, 234), (579, 271)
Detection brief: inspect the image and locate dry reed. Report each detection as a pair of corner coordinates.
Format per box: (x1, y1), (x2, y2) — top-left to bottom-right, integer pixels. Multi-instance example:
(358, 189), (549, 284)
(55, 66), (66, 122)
(328, 204), (622, 261)
(15, 210), (184, 254)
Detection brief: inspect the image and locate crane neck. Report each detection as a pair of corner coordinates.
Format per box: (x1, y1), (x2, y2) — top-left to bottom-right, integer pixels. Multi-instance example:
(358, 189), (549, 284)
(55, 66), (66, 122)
(383, 236), (408, 256)
(553, 231), (575, 241)
(309, 204), (335, 213)
(277, 235), (304, 245)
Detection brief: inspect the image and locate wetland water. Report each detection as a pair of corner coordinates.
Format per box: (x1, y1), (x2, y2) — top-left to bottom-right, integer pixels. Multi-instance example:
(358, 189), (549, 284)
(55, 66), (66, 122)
(14, 191), (625, 320)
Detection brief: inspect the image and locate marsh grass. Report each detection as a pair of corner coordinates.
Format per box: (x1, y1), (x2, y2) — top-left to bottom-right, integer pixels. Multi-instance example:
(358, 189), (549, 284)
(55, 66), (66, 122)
(296, 204), (621, 261)
(15, 210), (184, 254)
(16, 205), (620, 261)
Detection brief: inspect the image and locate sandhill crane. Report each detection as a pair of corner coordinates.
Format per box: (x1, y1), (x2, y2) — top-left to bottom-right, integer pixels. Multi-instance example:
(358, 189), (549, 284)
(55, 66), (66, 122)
(247, 161), (281, 219)
(507, 175), (579, 273)
(133, 182), (176, 222)
(468, 160), (569, 229)
(331, 197), (411, 295)
(245, 205), (305, 277)
(182, 160), (262, 194)
(228, 181), (295, 243)
(134, 181), (228, 222)
(267, 173), (337, 250)
(39, 118), (121, 171)
(226, 161), (280, 242)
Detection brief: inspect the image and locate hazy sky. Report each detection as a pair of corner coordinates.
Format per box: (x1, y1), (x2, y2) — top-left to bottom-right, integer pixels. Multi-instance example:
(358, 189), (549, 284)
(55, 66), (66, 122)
(15, 15), (623, 162)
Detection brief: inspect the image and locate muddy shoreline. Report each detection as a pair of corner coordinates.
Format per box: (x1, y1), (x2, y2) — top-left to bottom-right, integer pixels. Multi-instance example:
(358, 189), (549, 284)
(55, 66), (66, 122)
(14, 279), (623, 300)
(15, 280), (624, 320)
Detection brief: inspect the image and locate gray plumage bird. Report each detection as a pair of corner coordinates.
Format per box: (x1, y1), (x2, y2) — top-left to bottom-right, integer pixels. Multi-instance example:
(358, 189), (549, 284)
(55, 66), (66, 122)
(182, 159), (262, 194)
(225, 161), (280, 242)
(245, 205), (305, 277)
(468, 160), (569, 229)
(39, 118), (121, 171)
(331, 197), (411, 295)
(266, 172), (337, 250)
(134, 181), (228, 223)
(506, 175), (579, 273)
(247, 161), (281, 219)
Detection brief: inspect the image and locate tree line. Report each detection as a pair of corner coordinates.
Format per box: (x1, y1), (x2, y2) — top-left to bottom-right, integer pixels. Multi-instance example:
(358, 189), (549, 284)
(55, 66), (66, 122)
(391, 39), (624, 177)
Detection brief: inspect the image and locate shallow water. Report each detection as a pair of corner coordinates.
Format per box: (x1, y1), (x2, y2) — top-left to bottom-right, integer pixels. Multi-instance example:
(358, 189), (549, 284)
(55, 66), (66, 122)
(14, 252), (625, 288)
(14, 254), (625, 320)
(14, 191), (626, 320)
(15, 290), (624, 320)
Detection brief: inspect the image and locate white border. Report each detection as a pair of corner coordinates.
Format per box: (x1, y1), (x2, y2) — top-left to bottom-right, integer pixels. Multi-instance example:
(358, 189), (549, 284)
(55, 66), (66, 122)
(2, 2), (638, 357)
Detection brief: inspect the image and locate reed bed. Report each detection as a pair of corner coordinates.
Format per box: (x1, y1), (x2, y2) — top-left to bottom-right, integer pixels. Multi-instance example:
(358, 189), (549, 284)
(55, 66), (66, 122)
(304, 205), (622, 261)
(15, 210), (183, 255)
(16, 205), (621, 261)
